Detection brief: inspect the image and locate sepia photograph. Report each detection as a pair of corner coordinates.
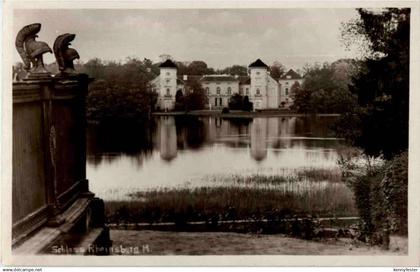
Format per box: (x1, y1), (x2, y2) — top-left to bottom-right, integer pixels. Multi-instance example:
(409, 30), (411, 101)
(1, 0), (420, 268)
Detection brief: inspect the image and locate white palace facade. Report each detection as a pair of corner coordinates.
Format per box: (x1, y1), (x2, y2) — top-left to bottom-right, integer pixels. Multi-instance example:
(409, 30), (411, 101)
(150, 58), (303, 111)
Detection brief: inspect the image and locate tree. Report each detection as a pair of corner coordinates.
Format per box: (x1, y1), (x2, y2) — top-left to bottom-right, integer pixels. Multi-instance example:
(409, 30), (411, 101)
(184, 78), (208, 111)
(82, 58), (105, 79)
(291, 62), (357, 114)
(82, 57), (159, 124)
(338, 8), (409, 159)
(176, 61), (189, 76)
(187, 61), (212, 75)
(302, 63), (339, 93)
(219, 65), (248, 76)
(174, 90), (185, 111)
(269, 61), (285, 81)
(290, 81), (301, 97)
(337, 8), (410, 243)
(290, 87), (312, 114)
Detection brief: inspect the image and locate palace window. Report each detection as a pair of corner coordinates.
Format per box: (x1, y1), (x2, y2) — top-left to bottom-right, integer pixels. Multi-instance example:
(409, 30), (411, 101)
(206, 87), (210, 95)
(256, 88), (260, 95)
(166, 72), (170, 76)
(166, 88), (170, 96)
(166, 79), (170, 83)
(216, 87), (221, 95)
(285, 88), (289, 96)
(227, 87), (232, 95)
(256, 71), (260, 75)
(285, 82), (289, 85)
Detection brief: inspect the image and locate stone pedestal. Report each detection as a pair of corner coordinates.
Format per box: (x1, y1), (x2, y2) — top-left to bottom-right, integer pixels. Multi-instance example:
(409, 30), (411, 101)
(12, 74), (111, 254)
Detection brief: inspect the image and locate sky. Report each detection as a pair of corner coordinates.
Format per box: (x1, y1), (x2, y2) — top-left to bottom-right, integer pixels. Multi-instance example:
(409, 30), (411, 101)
(13, 9), (360, 70)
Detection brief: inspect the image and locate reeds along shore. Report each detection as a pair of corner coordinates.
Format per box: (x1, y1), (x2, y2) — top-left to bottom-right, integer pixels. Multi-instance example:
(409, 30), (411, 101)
(104, 169), (357, 225)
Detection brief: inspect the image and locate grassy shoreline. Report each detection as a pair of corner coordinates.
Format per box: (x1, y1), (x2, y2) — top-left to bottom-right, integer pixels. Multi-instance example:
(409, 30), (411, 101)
(104, 170), (356, 225)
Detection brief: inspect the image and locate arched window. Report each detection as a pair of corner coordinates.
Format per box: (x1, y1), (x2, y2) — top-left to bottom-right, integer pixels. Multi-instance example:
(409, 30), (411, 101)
(227, 87), (232, 95)
(166, 88), (170, 96)
(216, 87), (221, 95)
(285, 88), (289, 96)
(256, 88), (260, 95)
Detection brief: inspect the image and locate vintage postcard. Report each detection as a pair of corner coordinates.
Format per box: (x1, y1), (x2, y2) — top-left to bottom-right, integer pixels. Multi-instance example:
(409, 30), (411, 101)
(1, 0), (419, 267)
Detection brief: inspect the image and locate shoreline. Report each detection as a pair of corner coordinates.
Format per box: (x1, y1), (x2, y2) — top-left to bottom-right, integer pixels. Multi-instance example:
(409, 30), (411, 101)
(152, 110), (341, 118)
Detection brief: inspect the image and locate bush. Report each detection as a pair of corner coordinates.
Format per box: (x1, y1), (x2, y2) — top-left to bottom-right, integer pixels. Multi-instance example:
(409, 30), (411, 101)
(243, 96), (253, 112)
(174, 90), (185, 111)
(222, 107), (230, 114)
(381, 151), (408, 234)
(184, 90), (207, 111)
(341, 151), (408, 245)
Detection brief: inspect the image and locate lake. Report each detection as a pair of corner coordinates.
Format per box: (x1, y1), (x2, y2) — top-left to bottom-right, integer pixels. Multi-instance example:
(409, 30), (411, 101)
(87, 115), (357, 219)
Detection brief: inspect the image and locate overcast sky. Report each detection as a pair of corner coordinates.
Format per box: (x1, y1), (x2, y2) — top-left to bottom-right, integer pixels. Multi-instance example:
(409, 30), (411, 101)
(13, 9), (360, 70)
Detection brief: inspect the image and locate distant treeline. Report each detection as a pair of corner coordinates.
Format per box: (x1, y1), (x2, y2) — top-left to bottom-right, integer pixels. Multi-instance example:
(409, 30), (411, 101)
(13, 57), (292, 123)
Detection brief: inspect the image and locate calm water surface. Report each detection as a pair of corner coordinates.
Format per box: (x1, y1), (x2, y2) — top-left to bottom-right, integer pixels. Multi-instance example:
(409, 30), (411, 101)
(87, 116), (353, 201)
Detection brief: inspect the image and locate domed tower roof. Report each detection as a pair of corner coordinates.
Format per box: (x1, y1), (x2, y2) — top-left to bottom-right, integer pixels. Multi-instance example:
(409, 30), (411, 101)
(248, 59), (268, 68)
(159, 59), (177, 68)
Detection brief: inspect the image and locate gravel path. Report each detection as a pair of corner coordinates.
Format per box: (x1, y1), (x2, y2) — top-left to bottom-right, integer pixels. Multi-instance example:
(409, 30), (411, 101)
(109, 230), (407, 255)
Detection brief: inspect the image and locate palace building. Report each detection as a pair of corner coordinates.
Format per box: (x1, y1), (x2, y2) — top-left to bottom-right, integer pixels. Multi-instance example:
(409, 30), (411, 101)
(278, 69), (304, 107)
(150, 58), (303, 111)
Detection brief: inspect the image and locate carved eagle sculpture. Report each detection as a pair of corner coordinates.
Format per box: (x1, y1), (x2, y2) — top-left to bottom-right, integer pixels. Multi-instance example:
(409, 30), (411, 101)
(53, 33), (80, 75)
(15, 23), (52, 73)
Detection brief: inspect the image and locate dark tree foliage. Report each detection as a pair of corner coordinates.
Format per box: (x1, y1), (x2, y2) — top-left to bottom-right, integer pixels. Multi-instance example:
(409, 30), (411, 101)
(228, 93), (244, 110)
(243, 96), (253, 112)
(218, 65), (248, 76)
(82, 57), (159, 124)
(337, 8), (409, 159)
(290, 87), (312, 114)
(269, 62), (286, 81)
(177, 60), (215, 76)
(291, 62), (357, 114)
(188, 60), (213, 75)
(183, 79), (208, 111)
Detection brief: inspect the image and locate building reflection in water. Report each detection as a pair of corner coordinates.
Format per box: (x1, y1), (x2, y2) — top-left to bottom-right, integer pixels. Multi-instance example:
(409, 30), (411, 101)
(159, 116), (177, 161)
(87, 115), (348, 200)
(279, 117), (296, 149)
(250, 118), (268, 161)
